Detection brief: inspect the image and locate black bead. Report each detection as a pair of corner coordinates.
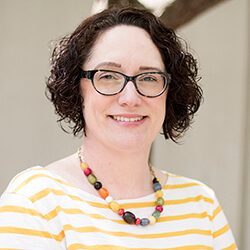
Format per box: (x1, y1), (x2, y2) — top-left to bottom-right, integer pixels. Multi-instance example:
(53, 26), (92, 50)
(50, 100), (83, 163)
(122, 211), (136, 224)
(153, 177), (159, 184)
(94, 181), (102, 190)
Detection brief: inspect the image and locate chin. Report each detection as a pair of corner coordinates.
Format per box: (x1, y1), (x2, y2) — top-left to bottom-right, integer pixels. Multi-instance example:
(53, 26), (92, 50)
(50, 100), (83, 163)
(109, 135), (152, 152)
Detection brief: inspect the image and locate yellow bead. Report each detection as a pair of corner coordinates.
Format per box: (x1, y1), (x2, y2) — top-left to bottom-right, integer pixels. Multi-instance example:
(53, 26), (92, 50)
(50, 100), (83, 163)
(80, 162), (88, 170)
(148, 216), (156, 224)
(109, 201), (120, 212)
(155, 190), (164, 198)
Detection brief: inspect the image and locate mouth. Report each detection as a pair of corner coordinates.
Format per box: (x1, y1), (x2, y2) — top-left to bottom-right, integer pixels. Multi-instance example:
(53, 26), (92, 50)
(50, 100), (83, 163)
(109, 115), (146, 122)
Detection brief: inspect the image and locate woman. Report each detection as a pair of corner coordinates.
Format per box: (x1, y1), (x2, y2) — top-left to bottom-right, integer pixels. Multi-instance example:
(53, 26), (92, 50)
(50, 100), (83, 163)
(0, 7), (237, 250)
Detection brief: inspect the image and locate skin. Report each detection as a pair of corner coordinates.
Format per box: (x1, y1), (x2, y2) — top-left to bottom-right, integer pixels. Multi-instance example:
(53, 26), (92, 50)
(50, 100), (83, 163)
(46, 25), (168, 199)
(82, 25), (167, 155)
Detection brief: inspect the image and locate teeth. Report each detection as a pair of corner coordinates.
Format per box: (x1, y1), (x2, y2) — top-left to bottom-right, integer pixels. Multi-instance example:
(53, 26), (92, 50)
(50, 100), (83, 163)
(112, 116), (144, 122)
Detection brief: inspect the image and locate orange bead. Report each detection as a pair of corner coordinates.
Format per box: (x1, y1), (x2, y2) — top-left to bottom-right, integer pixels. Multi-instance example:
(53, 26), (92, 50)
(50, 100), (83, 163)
(98, 187), (109, 199)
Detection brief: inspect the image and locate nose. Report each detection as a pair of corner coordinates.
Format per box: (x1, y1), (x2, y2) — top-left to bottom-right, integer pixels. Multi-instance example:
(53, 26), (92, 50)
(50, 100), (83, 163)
(118, 81), (142, 107)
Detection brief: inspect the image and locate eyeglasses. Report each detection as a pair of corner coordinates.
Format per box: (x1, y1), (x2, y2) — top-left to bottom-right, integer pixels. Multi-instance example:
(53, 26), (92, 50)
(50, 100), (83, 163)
(80, 69), (171, 98)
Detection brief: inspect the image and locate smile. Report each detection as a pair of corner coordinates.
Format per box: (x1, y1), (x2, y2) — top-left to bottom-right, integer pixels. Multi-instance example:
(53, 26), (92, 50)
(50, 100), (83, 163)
(110, 115), (145, 122)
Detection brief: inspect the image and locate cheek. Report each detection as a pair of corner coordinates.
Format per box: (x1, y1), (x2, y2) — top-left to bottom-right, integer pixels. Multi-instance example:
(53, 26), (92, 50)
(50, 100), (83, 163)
(158, 93), (167, 113)
(81, 86), (111, 122)
(80, 82), (94, 120)
(155, 95), (167, 125)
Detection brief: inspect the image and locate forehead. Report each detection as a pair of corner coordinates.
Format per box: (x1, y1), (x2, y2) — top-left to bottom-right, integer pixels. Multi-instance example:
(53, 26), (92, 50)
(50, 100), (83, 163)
(84, 25), (165, 71)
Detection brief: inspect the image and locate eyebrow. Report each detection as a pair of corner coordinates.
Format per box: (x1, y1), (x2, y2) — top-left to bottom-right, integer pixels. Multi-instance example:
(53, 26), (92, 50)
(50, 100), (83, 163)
(94, 62), (164, 72)
(95, 62), (121, 69)
(139, 66), (164, 72)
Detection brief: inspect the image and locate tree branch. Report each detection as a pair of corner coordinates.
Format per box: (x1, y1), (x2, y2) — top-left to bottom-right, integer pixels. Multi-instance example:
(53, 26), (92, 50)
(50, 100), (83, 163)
(107, 0), (230, 29)
(160, 0), (231, 29)
(108, 0), (145, 9)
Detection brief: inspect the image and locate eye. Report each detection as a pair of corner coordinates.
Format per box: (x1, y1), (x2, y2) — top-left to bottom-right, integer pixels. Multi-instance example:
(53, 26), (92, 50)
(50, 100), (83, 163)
(98, 72), (120, 80)
(144, 76), (156, 81)
(139, 74), (158, 82)
(101, 74), (114, 79)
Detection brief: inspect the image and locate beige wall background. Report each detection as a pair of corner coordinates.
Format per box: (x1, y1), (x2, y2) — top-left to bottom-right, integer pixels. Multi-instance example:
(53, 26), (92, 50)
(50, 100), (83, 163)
(0, 0), (249, 249)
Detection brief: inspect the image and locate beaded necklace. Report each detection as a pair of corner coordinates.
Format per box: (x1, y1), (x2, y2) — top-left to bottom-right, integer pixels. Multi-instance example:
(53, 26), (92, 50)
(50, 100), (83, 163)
(77, 148), (165, 226)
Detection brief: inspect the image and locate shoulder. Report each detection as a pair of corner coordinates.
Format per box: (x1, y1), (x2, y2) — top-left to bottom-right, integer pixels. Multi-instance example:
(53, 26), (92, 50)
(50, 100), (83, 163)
(162, 171), (219, 212)
(2, 166), (71, 198)
(166, 172), (215, 197)
(2, 153), (80, 196)
(162, 172), (238, 248)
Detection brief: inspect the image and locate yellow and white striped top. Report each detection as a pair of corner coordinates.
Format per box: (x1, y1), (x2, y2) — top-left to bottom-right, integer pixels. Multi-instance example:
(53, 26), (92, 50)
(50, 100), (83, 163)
(0, 167), (237, 250)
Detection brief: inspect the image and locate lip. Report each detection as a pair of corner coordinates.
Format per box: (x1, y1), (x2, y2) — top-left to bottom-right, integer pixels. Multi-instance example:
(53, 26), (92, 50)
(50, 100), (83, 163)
(108, 114), (147, 126)
(110, 114), (145, 118)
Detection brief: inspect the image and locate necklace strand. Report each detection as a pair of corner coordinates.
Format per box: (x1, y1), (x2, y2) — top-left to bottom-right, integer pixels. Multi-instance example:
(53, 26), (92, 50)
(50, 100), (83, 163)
(77, 147), (165, 226)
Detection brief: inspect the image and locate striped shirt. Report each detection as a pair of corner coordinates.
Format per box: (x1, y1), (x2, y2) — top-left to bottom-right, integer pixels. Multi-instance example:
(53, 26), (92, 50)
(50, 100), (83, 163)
(0, 166), (237, 250)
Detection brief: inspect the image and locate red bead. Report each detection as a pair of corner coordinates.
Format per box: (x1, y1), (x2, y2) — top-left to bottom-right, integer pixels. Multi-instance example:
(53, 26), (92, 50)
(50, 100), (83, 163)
(156, 205), (163, 212)
(83, 168), (92, 176)
(135, 218), (141, 225)
(118, 208), (125, 216)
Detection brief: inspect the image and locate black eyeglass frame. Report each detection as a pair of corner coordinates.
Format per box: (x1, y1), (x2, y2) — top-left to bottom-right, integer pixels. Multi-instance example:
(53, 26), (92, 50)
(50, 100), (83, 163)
(80, 69), (171, 98)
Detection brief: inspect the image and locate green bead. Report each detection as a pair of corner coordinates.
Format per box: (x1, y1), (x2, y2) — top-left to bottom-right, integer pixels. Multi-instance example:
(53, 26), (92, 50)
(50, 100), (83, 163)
(87, 174), (97, 184)
(156, 197), (164, 205)
(152, 210), (161, 219)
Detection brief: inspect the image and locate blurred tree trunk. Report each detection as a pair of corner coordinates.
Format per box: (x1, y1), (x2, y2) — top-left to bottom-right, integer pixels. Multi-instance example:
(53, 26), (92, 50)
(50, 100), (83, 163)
(108, 0), (230, 29)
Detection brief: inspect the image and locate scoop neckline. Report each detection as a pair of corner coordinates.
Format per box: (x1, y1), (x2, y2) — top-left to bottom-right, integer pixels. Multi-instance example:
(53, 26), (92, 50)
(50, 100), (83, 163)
(33, 166), (170, 203)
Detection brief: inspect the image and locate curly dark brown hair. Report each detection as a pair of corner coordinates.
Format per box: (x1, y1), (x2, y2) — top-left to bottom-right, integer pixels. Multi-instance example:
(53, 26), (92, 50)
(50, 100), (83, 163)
(46, 7), (203, 142)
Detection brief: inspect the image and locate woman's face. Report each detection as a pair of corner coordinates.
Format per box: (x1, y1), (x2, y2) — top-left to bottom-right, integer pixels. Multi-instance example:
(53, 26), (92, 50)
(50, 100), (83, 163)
(80, 25), (167, 152)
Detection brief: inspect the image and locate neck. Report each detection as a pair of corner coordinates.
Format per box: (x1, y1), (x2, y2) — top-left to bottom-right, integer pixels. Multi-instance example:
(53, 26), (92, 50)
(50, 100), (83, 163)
(81, 137), (153, 200)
